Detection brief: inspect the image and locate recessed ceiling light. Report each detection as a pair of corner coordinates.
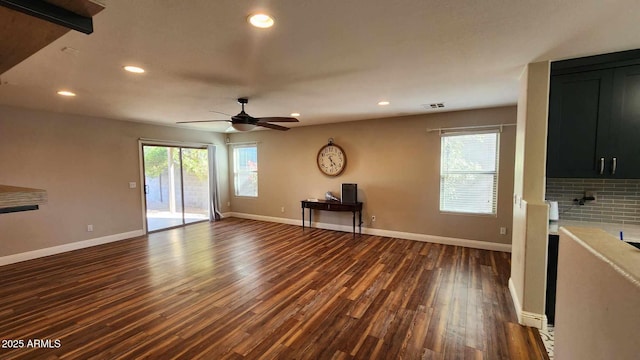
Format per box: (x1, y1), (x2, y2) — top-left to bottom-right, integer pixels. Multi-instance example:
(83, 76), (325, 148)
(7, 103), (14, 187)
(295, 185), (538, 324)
(124, 65), (145, 73)
(248, 13), (274, 28)
(57, 90), (76, 97)
(378, 101), (390, 106)
(291, 112), (301, 117)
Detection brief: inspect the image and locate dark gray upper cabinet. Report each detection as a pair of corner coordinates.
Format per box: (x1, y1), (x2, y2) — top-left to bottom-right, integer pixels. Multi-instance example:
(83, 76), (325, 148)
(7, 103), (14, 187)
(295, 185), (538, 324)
(610, 65), (640, 178)
(547, 51), (640, 179)
(547, 70), (613, 178)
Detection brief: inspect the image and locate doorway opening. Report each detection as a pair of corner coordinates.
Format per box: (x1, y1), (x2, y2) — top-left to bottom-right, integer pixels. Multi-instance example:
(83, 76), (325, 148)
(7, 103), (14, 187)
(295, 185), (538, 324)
(142, 145), (210, 232)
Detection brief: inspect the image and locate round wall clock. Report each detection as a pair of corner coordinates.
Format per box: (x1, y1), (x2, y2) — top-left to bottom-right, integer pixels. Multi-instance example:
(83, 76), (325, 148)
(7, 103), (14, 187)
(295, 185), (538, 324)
(317, 138), (346, 176)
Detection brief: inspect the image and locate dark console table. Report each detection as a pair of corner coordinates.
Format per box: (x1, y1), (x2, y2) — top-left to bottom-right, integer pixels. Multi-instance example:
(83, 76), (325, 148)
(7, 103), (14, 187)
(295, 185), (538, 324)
(301, 200), (363, 236)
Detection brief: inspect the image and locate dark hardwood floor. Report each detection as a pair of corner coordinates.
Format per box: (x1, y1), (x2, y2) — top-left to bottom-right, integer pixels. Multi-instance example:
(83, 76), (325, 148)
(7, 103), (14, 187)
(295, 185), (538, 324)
(0, 218), (548, 359)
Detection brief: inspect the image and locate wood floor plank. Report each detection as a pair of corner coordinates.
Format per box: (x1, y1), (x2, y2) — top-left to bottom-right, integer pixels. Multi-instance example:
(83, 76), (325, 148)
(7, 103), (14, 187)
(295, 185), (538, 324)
(0, 218), (547, 359)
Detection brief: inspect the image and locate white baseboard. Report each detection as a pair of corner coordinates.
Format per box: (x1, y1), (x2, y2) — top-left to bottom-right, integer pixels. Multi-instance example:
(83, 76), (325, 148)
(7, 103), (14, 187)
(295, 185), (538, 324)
(509, 277), (547, 330)
(509, 277), (524, 324)
(228, 212), (511, 252)
(220, 211), (235, 219)
(522, 311), (547, 330)
(228, 212), (300, 226)
(0, 229), (144, 267)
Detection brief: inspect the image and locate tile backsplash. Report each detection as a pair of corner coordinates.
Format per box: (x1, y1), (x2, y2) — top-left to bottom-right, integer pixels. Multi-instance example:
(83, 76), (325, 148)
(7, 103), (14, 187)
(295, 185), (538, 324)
(545, 178), (640, 225)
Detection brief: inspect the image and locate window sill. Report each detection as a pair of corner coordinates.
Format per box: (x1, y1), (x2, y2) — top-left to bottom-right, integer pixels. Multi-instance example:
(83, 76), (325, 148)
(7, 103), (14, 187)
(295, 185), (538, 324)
(439, 211), (498, 218)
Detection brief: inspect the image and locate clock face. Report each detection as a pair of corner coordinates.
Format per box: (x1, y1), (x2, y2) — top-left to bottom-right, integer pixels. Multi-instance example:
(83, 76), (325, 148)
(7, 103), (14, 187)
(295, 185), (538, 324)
(317, 144), (346, 176)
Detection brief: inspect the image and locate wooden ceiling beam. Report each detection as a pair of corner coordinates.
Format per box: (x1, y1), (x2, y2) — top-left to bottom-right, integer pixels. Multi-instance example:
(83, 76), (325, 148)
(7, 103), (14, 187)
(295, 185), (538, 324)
(0, 0), (94, 34)
(0, 0), (104, 75)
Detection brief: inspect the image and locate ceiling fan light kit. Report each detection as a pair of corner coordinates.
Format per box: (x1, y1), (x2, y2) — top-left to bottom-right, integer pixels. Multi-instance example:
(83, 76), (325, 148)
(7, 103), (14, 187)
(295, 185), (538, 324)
(177, 98), (299, 131)
(231, 123), (256, 131)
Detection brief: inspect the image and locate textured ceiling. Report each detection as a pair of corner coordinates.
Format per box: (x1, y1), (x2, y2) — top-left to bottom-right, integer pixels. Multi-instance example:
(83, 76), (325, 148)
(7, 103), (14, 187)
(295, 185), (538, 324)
(1, 0), (639, 132)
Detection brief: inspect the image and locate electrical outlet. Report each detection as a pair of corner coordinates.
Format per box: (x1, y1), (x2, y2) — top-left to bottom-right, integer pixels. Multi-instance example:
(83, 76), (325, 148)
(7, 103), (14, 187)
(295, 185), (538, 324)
(227, 202), (231, 207)
(87, 224), (94, 232)
(129, 182), (137, 189)
(371, 215), (376, 222)
(281, 206), (285, 213)
(500, 227), (507, 235)
(585, 190), (597, 202)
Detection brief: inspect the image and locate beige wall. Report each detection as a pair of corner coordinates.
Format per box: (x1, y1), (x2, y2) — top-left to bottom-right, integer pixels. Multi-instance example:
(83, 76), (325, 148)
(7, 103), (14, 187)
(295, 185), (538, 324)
(228, 106), (516, 245)
(0, 105), (229, 257)
(510, 61), (550, 327)
(0, 104), (515, 259)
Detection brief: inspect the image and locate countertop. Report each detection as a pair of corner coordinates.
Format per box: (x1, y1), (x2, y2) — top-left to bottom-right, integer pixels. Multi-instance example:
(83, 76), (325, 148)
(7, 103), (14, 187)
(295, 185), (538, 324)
(549, 219), (640, 242)
(560, 226), (640, 288)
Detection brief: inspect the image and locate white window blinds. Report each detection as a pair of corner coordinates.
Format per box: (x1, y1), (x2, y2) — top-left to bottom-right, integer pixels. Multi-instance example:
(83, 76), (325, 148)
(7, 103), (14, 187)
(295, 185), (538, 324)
(439, 131), (499, 215)
(233, 145), (258, 197)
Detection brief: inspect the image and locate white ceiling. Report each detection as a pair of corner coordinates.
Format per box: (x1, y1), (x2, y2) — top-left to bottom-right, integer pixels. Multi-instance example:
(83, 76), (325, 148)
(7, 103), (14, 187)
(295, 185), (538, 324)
(1, 0), (639, 132)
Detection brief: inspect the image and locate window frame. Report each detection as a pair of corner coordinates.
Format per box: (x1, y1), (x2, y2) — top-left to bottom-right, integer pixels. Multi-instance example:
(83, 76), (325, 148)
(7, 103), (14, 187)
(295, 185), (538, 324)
(232, 144), (258, 198)
(439, 130), (500, 216)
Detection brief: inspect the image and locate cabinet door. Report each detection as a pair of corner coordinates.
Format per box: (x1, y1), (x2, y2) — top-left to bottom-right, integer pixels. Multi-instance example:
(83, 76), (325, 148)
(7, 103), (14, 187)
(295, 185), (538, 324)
(547, 70), (613, 178)
(610, 65), (640, 178)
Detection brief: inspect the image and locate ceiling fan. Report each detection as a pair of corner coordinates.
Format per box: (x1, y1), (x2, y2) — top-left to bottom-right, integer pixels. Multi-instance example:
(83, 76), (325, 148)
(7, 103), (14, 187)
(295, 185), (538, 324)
(177, 98), (299, 131)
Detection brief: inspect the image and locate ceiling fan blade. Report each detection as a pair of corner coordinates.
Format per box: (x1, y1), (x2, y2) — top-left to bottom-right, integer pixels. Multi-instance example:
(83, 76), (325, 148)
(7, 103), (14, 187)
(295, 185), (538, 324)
(176, 120), (231, 124)
(209, 110), (232, 116)
(256, 122), (290, 131)
(255, 117), (299, 123)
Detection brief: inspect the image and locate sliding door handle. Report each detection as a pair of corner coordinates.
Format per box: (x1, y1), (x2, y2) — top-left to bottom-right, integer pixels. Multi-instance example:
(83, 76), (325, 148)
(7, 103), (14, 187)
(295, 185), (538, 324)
(612, 157), (617, 175)
(599, 157), (605, 175)
(144, 184), (149, 194)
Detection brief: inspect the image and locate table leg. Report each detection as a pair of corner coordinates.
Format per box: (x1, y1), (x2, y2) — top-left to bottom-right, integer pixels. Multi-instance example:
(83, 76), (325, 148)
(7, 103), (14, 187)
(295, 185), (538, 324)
(302, 206), (304, 229)
(352, 211), (356, 237)
(309, 209), (312, 228)
(359, 210), (362, 235)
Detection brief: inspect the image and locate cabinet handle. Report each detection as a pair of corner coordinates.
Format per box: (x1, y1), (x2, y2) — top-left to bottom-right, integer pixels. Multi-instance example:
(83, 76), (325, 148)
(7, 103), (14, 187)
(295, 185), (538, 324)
(612, 157), (617, 175)
(599, 157), (605, 175)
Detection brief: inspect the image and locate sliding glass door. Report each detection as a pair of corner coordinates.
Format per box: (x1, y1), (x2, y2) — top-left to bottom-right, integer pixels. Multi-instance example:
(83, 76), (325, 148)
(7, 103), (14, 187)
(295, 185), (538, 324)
(143, 145), (209, 232)
(181, 148), (209, 224)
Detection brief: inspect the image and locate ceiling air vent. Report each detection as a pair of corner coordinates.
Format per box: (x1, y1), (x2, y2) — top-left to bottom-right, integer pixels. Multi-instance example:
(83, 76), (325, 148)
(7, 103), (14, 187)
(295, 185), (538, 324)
(423, 103), (445, 109)
(61, 46), (80, 56)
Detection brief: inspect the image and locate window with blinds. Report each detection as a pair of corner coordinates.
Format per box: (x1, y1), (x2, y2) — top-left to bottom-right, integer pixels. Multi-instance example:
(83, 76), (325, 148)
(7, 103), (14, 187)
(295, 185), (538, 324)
(233, 145), (258, 197)
(439, 131), (499, 215)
